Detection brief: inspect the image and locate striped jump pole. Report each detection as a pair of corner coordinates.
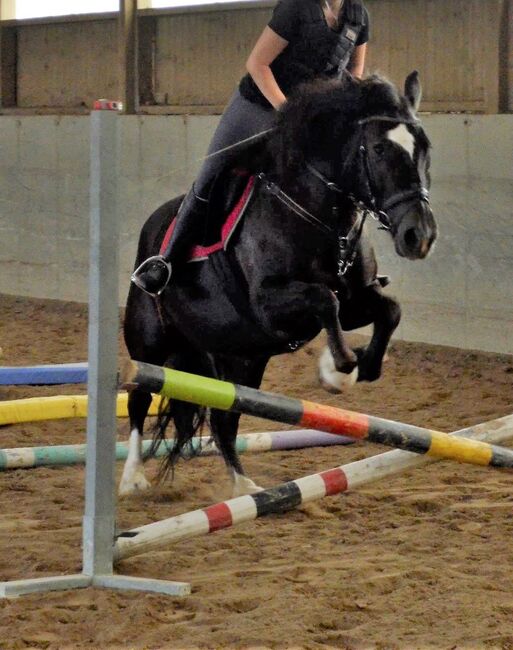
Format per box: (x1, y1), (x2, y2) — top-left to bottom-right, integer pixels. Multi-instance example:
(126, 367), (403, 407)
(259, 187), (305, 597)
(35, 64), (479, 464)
(115, 413), (513, 560)
(0, 429), (352, 471)
(122, 360), (513, 470)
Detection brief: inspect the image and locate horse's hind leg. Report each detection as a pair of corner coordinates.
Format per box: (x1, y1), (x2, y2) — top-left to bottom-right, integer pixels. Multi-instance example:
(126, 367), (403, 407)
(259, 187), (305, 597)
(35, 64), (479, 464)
(119, 389), (154, 496)
(208, 355), (269, 497)
(210, 409), (264, 497)
(120, 288), (172, 496)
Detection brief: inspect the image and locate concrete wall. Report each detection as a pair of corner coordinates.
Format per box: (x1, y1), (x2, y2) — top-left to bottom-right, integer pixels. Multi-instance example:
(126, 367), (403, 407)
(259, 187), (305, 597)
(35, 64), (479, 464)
(0, 113), (512, 354)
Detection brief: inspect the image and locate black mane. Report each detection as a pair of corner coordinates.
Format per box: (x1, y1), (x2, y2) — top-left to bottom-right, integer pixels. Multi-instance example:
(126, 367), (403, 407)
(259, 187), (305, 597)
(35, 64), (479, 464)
(271, 74), (410, 176)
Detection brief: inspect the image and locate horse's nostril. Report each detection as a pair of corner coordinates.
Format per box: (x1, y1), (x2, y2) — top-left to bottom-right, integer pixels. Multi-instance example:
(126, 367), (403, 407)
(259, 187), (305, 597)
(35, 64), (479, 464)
(404, 228), (418, 251)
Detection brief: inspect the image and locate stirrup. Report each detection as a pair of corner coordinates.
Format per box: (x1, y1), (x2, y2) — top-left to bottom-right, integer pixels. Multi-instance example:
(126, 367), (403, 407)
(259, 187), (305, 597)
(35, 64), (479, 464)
(131, 255), (172, 297)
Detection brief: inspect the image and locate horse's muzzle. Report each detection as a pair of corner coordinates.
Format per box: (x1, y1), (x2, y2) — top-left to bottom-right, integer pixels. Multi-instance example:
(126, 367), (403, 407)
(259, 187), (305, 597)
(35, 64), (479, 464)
(394, 203), (437, 260)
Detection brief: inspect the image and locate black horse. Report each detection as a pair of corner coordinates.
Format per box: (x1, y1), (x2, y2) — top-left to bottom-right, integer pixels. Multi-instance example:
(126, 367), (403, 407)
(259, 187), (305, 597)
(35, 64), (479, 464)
(120, 71), (437, 497)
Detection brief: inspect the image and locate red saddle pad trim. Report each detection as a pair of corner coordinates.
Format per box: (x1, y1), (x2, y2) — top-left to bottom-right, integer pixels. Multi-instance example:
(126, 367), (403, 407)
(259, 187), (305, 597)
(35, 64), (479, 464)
(159, 175), (256, 262)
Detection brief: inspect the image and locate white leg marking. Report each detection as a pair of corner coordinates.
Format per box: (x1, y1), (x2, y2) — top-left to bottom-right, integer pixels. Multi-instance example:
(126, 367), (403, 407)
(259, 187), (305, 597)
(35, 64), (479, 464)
(119, 428), (151, 496)
(232, 472), (264, 498)
(318, 346), (358, 394)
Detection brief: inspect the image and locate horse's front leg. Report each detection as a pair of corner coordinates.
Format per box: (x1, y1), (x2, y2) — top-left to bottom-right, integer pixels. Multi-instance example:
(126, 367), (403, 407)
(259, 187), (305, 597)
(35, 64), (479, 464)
(319, 286), (401, 392)
(348, 288), (401, 382)
(255, 281), (357, 371)
(323, 289), (358, 373)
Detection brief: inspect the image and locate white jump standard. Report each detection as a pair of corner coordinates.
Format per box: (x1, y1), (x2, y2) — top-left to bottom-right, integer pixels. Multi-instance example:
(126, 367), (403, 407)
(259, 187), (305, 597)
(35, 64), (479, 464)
(0, 109), (188, 599)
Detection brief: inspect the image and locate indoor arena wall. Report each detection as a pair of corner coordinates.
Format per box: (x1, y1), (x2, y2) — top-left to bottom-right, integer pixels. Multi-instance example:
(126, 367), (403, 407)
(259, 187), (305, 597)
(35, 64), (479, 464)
(0, 113), (511, 353)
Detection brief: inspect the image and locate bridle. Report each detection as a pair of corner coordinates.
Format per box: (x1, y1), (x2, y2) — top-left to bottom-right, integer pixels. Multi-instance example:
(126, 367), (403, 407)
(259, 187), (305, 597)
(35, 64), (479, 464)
(355, 115), (430, 232)
(258, 114), (431, 275)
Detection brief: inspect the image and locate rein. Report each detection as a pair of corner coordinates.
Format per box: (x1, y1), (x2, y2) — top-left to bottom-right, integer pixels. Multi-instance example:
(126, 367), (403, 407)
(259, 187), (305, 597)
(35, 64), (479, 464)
(258, 166), (369, 277)
(256, 173), (334, 237)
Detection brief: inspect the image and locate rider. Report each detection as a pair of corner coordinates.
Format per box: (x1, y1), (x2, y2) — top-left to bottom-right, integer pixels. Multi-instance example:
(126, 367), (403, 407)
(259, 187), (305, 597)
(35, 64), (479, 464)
(132, 0), (370, 296)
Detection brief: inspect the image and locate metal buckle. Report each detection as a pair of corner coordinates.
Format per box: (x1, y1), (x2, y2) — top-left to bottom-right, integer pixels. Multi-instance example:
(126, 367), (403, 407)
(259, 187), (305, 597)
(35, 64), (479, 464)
(369, 209), (391, 232)
(258, 173), (280, 197)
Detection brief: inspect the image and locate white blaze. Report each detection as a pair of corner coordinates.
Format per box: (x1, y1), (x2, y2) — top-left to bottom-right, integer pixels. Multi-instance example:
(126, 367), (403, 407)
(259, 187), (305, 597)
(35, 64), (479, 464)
(387, 124), (415, 160)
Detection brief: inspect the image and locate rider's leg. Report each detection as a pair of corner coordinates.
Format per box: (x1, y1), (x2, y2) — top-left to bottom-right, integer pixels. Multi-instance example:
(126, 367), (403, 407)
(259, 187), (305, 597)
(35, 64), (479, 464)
(131, 187), (209, 296)
(131, 89), (276, 296)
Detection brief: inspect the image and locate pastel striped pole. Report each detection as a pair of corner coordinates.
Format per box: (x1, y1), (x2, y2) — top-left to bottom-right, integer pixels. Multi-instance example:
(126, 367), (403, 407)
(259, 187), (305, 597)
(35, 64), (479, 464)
(0, 429), (352, 471)
(0, 393), (160, 425)
(114, 414), (513, 560)
(122, 360), (513, 469)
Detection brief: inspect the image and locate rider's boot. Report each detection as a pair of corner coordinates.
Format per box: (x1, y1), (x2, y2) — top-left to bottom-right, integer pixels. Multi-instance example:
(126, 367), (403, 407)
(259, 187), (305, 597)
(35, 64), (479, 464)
(131, 189), (209, 296)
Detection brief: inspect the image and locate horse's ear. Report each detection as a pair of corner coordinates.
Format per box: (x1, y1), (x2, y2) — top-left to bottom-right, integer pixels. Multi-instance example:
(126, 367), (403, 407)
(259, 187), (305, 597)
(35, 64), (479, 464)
(404, 70), (422, 113)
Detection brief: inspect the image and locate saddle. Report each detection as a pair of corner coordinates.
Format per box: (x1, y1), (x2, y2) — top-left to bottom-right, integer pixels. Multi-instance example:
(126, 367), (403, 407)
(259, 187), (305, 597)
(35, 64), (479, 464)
(160, 129), (272, 262)
(159, 170), (257, 263)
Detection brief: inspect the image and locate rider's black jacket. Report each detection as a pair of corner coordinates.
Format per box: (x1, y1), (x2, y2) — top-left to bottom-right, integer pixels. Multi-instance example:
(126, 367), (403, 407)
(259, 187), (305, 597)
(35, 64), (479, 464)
(239, 0), (370, 108)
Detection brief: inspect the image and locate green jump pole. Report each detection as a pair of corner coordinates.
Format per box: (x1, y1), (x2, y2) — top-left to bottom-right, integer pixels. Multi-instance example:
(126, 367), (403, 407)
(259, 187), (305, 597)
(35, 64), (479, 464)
(122, 359), (513, 470)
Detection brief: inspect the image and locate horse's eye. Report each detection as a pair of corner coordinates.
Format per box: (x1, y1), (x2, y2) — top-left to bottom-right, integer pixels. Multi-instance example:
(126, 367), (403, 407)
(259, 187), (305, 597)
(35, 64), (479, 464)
(373, 143), (385, 157)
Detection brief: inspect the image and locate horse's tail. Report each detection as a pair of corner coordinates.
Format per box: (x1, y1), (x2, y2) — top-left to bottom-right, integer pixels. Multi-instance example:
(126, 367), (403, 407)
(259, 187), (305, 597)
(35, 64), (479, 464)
(145, 351), (211, 482)
(145, 397), (207, 482)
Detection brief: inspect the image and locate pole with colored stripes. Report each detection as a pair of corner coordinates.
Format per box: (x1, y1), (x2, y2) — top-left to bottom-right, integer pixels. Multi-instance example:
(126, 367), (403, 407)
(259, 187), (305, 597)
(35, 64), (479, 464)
(0, 429), (352, 471)
(122, 360), (513, 470)
(114, 413), (513, 560)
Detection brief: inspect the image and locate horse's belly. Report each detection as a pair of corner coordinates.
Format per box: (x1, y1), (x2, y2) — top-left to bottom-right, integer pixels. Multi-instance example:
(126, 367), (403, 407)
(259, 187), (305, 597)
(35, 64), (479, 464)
(168, 281), (273, 355)
(169, 267), (320, 356)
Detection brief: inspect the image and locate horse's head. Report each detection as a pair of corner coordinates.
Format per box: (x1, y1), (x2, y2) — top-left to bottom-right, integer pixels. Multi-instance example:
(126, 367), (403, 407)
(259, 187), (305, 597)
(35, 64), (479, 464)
(274, 72), (437, 260)
(355, 71), (436, 260)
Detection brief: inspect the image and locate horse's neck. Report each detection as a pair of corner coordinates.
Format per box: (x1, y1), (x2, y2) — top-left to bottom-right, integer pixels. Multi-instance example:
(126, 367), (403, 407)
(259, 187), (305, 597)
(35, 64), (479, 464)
(300, 158), (354, 212)
(268, 160), (357, 238)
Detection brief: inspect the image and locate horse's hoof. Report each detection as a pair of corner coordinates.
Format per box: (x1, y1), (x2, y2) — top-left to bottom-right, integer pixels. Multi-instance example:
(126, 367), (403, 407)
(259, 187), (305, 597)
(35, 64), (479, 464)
(232, 473), (264, 498)
(318, 347), (359, 393)
(119, 466), (152, 496)
(319, 366), (358, 393)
